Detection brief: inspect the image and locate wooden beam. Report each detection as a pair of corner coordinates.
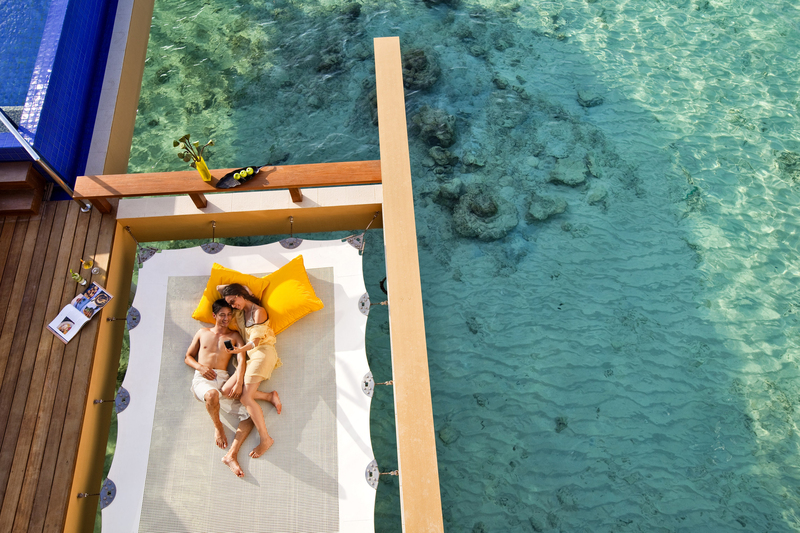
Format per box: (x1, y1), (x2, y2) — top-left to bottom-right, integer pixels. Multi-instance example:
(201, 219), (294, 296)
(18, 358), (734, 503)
(63, 210), (128, 533)
(374, 37), (444, 533)
(115, 186), (383, 242)
(188, 193), (207, 209)
(74, 160), (382, 201)
(102, 0), (155, 176)
(90, 197), (113, 214)
(289, 188), (303, 203)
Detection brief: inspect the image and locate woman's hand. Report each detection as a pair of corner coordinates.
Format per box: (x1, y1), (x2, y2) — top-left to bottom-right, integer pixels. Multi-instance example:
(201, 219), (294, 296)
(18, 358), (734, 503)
(226, 378), (243, 399)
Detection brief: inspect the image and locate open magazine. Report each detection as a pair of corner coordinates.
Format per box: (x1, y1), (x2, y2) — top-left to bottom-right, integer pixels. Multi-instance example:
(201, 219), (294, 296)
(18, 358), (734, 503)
(47, 282), (113, 344)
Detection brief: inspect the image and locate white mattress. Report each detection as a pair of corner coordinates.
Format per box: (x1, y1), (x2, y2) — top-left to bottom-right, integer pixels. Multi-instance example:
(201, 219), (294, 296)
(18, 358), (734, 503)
(103, 239), (376, 532)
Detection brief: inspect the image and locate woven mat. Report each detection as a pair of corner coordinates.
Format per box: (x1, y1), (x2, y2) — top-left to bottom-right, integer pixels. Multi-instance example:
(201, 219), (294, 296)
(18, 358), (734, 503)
(138, 268), (338, 533)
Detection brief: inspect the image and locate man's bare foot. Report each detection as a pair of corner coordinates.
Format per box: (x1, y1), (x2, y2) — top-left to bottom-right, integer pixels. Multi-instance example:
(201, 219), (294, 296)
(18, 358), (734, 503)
(271, 391), (282, 414)
(222, 454), (244, 478)
(215, 427), (228, 449)
(249, 436), (274, 458)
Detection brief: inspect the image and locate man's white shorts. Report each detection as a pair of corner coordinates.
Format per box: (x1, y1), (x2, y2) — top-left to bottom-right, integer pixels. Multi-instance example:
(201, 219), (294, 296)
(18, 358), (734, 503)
(191, 369), (250, 421)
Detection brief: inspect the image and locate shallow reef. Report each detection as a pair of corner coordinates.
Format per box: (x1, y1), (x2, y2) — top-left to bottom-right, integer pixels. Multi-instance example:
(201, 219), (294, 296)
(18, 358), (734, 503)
(129, 1), (800, 532)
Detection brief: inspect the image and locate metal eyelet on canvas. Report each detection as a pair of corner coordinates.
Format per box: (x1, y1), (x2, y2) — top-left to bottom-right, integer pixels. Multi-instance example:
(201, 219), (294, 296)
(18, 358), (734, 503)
(346, 234), (364, 250)
(201, 242), (225, 254)
(99, 478), (117, 509)
(365, 460), (380, 490)
(137, 247), (158, 264)
(280, 237), (302, 249)
(358, 293), (370, 316)
(116, 387), (130, 414)
(362, 371), (375, 398)
(126, 307), (140, 330)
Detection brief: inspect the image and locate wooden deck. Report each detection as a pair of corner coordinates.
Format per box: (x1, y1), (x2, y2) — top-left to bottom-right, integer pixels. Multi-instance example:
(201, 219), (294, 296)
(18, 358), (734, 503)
(0, 200), (116, 532)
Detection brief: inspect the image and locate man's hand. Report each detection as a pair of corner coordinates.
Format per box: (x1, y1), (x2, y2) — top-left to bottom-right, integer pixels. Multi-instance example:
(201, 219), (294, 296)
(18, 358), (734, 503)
(198, 364), (216, 380)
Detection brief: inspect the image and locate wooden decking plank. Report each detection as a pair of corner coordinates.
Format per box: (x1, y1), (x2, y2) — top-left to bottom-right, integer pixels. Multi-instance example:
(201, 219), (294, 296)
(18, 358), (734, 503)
(0, 217), (29, 352)
(41, 205), (105, 532)
(0, 201), (70, 531)
(0, 217), (17, 285)
(0, 213), (38, 402)
(27, 201), (92, 533)
(16, 203), (80, 533)
(0, 202), (57, 503)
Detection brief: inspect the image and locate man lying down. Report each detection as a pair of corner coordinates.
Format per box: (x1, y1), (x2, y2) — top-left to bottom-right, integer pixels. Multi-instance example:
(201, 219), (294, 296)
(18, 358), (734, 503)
(184, 298), (282, 478)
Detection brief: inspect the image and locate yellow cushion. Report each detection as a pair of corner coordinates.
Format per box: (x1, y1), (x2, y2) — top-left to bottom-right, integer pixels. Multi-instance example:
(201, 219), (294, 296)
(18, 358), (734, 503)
(262, 255), (324, 334)
(191, 263), (271, 330)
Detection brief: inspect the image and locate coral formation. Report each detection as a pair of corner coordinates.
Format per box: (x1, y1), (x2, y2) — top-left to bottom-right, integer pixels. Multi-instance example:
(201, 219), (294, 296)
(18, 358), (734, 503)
(433, 179), (465, 209)
(536, 121), (576, 159)
(437, 424), (460, 445)
(586, 183), (608, 205)
(402, 48), (440, 90)
(777, 151), (800, 182)
(412, 106), (456, 147)
(452, 185), (519, 241)
(429, 146), (457, 167)
(549, 157), (588, 186)
(577, 88), (604, 108)
(527, 192), (567, 221)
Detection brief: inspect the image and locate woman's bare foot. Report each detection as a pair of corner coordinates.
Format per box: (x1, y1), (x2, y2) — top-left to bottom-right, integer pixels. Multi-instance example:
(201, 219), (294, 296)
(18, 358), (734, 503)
(249, 436), (274, 458)
(270, 391), (282, 414)
(221, 454), (244, 478)
(215, 427), (228, 449)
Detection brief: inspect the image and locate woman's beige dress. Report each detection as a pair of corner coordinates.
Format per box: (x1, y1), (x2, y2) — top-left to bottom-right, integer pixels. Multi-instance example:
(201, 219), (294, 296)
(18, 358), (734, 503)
(233, 310), (282, 383)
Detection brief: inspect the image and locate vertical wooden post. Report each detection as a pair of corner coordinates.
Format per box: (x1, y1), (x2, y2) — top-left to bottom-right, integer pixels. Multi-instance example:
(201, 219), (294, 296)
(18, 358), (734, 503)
(188, 193), (207, 209)
(90, 197), (114, 214)
(374, 36), (445, 533)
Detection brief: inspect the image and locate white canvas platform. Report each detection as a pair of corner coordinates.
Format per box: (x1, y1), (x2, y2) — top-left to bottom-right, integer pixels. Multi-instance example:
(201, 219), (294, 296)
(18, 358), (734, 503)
(103, 239), (376, 533)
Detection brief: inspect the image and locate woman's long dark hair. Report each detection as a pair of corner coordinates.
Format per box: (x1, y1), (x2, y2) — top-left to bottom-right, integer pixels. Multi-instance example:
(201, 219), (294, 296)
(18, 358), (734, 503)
(221, 283), (263, 307)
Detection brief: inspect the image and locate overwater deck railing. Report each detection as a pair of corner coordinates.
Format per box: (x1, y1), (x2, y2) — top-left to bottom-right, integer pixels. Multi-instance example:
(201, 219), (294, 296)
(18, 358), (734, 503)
(73, 159), (382, 213)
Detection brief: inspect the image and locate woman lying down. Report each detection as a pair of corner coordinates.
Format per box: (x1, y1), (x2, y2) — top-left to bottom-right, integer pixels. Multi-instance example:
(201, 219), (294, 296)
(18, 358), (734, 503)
(219, 283), (283, 459)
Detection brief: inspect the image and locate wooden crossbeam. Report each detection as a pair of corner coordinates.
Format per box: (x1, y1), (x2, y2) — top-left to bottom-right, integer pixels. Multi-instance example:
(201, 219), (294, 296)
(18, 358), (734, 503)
(74, 160), (382, 213)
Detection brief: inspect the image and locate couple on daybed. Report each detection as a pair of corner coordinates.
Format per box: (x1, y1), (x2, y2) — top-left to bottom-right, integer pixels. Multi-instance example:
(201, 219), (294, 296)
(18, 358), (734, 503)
(184, 283), (282, 478)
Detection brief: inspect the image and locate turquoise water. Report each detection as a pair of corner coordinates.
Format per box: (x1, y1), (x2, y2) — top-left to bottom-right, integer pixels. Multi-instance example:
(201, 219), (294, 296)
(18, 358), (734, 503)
(129, 0), (800, 531)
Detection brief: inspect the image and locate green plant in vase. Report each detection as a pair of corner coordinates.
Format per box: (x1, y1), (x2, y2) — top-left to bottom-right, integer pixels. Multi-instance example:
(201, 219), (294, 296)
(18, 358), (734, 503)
(69, 268), (87, 286)
(174, 134), (214, 181)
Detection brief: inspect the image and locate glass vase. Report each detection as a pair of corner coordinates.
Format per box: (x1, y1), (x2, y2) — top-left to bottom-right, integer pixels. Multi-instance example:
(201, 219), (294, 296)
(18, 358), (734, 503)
(196, 156), (212, 182)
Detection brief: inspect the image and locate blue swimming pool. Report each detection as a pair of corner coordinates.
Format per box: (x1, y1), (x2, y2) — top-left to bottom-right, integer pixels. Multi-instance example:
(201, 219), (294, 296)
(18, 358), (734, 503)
(129, 1), (800, 531)
(0, 0), (118, 195)
(0, 0), (51, 106)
